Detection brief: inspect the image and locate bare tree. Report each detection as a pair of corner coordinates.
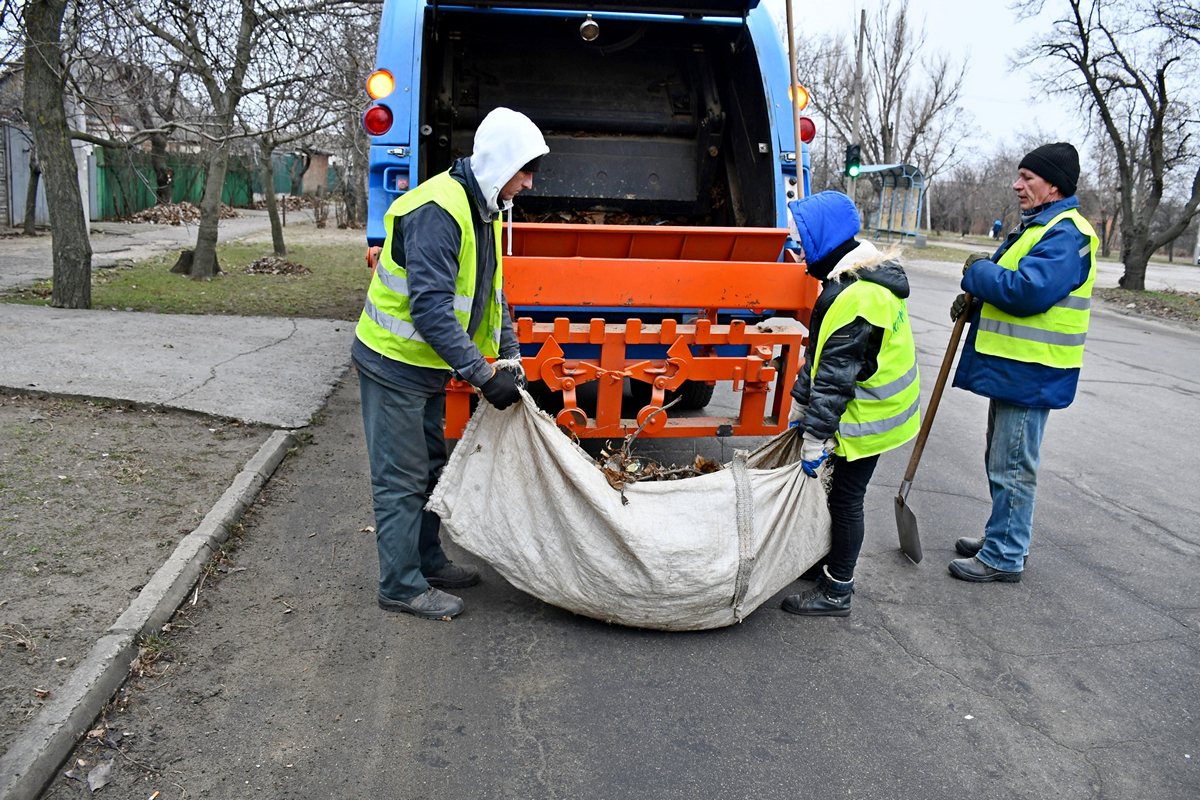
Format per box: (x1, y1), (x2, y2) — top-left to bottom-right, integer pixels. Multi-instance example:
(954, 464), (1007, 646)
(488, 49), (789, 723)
(794, 0), (970, 187)
(1018, 0), (1200, 290)
(23, 0), (92, 308)
(118, 0), (371, 280)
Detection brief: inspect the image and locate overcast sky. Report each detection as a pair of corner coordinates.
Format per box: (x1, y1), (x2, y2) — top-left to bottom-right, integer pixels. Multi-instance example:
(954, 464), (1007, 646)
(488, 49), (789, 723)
(761, 0), (1088, 156)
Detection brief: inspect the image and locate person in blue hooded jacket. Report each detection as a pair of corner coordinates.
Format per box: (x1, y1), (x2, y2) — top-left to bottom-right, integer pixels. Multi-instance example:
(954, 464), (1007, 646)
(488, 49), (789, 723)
(781, 191), (920, 617)
(947, 142), (1098, 583)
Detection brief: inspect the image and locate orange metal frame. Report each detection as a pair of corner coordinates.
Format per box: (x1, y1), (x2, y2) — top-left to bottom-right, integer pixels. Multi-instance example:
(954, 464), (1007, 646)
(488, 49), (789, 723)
(445, 223), (821, 439)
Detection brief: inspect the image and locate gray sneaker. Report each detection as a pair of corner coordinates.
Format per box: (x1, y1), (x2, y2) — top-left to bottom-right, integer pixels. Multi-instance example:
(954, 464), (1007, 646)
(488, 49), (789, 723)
(378, 588), (464, 620)
(425, 561), (481, 589)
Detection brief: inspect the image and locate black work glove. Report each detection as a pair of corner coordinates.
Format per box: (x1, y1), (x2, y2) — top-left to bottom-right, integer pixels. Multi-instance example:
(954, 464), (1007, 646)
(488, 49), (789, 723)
(950, 292), (971, 322)
(963, 252), (990, 275)
(481, 368), (521, 410)
(499, 358), (527, 390)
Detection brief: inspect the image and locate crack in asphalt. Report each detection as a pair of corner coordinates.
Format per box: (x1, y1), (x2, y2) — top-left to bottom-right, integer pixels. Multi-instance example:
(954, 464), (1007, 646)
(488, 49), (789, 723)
(1052, 470), (1198, 556)
(872, 613), (1104, 797)
(166, 319), (301, 405)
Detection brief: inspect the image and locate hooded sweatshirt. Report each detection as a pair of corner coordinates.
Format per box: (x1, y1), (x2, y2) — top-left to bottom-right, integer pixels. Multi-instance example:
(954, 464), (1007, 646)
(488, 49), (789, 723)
(352, 109), (548, 396)
(790, 240), (912, 440)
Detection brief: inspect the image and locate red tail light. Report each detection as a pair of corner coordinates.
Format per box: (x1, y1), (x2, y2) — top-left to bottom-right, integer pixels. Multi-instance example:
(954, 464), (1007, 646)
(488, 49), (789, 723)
(798, 116), (816, 144)
(363, 105), (393, 136)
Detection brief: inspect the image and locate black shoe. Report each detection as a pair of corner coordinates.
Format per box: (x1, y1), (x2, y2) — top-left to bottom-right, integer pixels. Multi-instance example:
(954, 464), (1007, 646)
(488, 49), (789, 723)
(798, 561), (826, 582)
(425, 561), (480, 589)
(955, 536), (985, 557)
(378, 588), (464, 619)
(948, 556), (1022, 583)
(782, 575), (853, 617)
(955, 537), (1028, 565)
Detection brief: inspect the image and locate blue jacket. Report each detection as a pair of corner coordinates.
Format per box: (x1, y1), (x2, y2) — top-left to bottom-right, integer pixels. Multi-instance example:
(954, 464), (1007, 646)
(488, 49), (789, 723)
(952, 196), (1092, 409)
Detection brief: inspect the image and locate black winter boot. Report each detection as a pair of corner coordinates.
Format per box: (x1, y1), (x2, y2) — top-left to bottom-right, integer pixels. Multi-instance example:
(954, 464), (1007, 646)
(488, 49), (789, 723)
(781, 566), (854, 617)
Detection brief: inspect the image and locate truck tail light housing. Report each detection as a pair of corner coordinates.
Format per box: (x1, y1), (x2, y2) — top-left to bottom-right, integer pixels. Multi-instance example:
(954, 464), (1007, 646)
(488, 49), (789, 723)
(363, 105), (393, 136)
(798, 116), (816, 144)
(366, 70), (395, 99)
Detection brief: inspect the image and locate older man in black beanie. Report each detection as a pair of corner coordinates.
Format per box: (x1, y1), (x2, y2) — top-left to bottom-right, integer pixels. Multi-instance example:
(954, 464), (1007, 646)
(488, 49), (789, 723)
(945, 142), (1099, 583)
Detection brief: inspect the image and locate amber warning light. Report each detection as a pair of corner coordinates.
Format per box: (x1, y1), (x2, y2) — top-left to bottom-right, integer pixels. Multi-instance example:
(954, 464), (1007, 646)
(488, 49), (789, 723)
(366, 70), (395, 100)
(788, 84), (809, 111)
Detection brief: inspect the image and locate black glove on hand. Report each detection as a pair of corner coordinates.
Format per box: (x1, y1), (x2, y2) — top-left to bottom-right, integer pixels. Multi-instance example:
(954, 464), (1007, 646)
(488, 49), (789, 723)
(950, 292), (970, 322)
(500, 359), (527, 390)
(481, 368), (521, 410)
(963, 252), (990, 275)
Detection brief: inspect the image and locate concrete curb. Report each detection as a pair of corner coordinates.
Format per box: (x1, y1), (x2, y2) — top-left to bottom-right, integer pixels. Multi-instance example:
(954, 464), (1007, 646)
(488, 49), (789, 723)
(0, 429), (298, 800)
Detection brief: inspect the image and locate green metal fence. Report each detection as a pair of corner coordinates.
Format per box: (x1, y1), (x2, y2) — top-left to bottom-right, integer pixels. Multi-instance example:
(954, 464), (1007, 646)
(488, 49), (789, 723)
(93, 147), (258, 220)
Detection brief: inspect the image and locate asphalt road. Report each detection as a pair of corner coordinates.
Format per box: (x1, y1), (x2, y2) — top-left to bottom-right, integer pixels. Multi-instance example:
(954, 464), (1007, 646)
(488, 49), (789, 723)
(53, 263), (1200, 800)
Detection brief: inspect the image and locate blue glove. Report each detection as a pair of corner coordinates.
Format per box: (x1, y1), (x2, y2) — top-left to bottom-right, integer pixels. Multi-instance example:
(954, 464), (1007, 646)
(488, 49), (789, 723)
(800, 433), (832, 477)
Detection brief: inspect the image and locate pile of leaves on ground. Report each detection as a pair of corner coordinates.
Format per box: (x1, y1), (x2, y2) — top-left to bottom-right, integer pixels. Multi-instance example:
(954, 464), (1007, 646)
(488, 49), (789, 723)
(244, 256), (311, 275)
(252, 195), (310, 211)
(1095, 287), (1200, 326)
(126, 202), (240, 225)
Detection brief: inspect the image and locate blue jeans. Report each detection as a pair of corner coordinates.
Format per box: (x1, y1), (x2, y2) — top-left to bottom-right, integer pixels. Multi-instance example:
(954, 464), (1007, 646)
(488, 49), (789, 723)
(359, 369), (449, 601)
(977, 399), (1050, 573)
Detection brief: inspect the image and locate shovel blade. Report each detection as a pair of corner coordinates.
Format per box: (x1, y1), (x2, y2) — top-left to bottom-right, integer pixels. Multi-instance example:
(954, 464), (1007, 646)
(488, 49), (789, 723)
(894, 494), (924, 564)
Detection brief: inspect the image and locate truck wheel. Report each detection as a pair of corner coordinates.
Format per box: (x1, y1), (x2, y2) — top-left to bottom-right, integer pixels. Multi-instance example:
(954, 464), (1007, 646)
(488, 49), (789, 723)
(674, 380), (715, 410)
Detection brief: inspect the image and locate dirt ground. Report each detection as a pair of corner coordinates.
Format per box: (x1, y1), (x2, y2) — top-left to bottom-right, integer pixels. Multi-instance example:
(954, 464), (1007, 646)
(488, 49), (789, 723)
(1094, 287), (1200, 327)
(0, 390), (271, 752)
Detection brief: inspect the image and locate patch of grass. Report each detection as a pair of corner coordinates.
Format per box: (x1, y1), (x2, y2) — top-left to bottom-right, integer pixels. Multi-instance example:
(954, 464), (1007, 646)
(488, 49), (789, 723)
(3, 234), (369, 320)
(902, 244), (979, 264)
(1094, 287), (1200, 325)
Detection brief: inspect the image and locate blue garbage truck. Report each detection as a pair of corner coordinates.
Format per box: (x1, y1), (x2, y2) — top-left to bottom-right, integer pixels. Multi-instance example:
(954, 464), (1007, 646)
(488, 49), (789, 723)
(361, 0), (818, 437)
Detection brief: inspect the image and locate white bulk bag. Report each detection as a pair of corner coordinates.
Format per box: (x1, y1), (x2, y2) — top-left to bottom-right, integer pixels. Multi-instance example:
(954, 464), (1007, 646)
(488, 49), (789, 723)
(427, 392), (831, 630)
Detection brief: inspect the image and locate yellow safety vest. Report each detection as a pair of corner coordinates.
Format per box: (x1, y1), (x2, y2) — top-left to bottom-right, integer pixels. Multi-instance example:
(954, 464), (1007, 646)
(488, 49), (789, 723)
(810, 277), (920, 460)
(975, 208), (1099, 369)
(355, 172), (504, 369)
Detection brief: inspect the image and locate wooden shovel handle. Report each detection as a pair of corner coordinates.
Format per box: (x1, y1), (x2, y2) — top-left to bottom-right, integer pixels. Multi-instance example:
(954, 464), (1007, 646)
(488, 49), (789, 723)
(901, 292), (972, 484)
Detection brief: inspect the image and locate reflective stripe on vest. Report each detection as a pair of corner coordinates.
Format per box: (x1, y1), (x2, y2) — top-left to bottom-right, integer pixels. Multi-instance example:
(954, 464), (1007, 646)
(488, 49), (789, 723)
(810, 275), (920, 461)
(355, 171), (505, 369)
(975, 208), (1099, 370)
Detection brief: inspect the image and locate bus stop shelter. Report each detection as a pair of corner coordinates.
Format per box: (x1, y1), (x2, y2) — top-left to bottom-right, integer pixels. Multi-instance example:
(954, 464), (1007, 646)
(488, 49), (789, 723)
(859, 164), (924, 242)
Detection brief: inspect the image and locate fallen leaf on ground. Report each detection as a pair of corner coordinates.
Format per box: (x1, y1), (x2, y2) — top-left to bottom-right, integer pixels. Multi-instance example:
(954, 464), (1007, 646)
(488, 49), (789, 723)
(87, 759), (112, 792)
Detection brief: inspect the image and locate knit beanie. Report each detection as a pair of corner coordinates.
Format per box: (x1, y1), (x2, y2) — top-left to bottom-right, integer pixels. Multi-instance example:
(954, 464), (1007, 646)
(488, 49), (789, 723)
(1018, 142), (1079, 197)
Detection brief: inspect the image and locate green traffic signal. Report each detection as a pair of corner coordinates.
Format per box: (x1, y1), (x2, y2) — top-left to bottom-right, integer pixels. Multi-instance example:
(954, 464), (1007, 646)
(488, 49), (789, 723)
(844, 143), (862, 178)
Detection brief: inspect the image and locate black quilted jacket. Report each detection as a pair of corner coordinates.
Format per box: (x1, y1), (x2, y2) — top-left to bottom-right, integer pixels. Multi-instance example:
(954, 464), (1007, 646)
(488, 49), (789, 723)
(790, 259), (911, 440)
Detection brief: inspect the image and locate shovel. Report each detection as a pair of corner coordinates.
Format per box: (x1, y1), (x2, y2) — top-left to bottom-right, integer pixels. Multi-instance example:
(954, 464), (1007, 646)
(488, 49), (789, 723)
(894, 292), (972, 564)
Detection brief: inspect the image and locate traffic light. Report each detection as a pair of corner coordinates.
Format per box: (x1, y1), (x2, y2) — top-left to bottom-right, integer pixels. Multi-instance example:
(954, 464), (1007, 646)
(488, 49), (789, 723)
(844, 144), (862, 178)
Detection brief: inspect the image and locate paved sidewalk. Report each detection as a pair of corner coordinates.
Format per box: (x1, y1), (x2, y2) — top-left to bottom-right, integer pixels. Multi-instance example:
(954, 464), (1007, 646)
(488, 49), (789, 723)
(0, 305), (352, 429)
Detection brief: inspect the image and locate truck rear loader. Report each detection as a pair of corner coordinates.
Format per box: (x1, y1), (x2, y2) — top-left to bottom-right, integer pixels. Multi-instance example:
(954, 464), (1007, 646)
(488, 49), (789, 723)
(362, 0), (821, 439)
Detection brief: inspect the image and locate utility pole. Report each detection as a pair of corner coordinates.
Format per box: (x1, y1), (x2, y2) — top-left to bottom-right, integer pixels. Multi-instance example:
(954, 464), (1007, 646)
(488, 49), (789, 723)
(785, 0), (805, 199)
(850, 9), (865, 217)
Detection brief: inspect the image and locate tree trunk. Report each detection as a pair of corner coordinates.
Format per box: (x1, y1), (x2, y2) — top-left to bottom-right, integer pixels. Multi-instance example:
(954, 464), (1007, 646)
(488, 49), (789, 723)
(23, 0), (91, 309)
(191, 141), (230, 280)
(151, 133), (172, 205)
(23, 152), (40, 236)
(351, 127), (369, 228)
(1118, 229), (1148, 291)
(259, 139), (286, 256)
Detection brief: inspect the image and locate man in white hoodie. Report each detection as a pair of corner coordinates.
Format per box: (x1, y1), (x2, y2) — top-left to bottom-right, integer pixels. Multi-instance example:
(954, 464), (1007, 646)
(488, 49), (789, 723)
(353, 107), (549, 620)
